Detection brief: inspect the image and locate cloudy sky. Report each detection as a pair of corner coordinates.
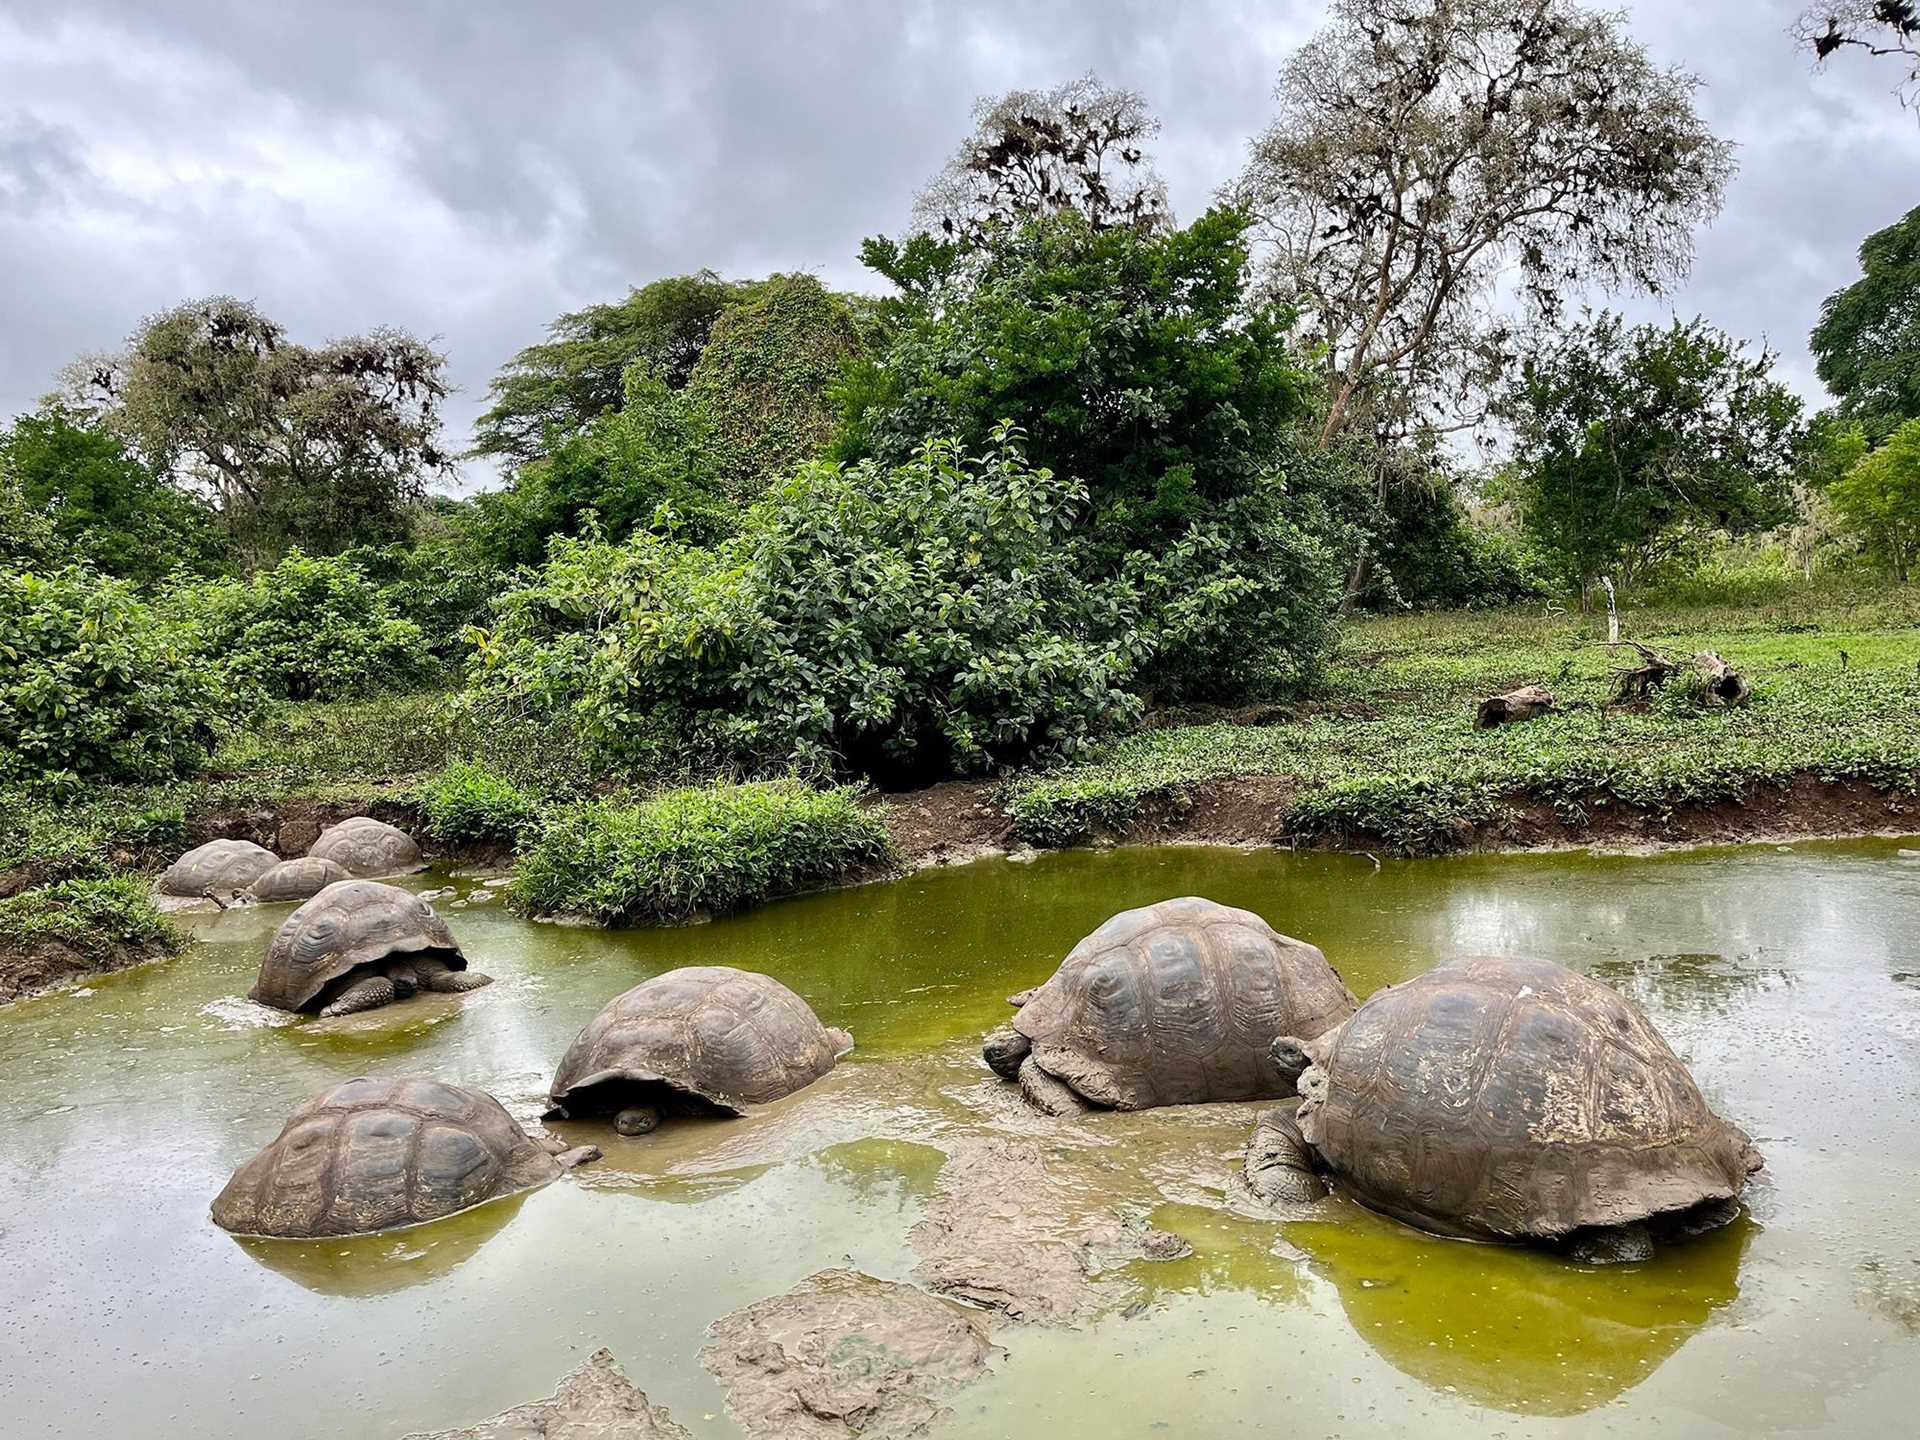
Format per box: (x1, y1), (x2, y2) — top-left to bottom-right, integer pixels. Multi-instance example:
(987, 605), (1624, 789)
(2, 0), (1915, 491)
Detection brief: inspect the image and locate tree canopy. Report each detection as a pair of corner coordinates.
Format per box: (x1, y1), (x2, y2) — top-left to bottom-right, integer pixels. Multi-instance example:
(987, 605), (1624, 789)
(1811, 204), (1920, 445)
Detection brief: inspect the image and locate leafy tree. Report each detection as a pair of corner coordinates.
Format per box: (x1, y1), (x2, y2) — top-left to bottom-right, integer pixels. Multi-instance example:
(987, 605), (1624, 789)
(841, 208), (1317, 549)
(0, 568), (230, 787)
(472, 271), (757, 464)
(170, 550), (429, 701)
(1362, 476), (1549, 612)
(684, 274), (866, 501)
(913, 73), (1170, 244)
(1499, 313), (1805, 593)
(1811, 205), (1920, 444)
(1236, 0), (1733, 448)
(66, 296), (451, 562)
(1830, 417), (1920, 579)
(1796, 4), (1920, 109)
(0, 473), (57, 571)
(0, 408), (228, 584)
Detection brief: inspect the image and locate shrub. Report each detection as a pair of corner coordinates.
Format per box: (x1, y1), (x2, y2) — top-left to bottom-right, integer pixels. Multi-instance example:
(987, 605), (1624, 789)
(418, 761), (538, 847)
(210, 691), (464, 781)
(472, 429), (1149, 780)
(510, 780), (894, 925)
(1365, 481), (1550, 612)
(0, 568), (230, 788)
(172, 549), (430, 700)
(0, 877), (187, 997)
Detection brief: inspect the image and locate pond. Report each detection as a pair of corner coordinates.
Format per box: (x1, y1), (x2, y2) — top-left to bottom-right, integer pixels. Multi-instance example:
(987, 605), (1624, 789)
(2, 840), (1918, 1437)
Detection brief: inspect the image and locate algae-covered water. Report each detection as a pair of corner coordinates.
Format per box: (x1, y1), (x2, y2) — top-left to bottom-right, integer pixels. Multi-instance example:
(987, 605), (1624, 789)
(3, 841), (1918, 1437)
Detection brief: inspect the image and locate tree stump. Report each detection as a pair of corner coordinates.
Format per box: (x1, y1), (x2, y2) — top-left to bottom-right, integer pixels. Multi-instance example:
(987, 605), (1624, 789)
(1613, 641), (1677, 702)
(1692, 650), (1750, 708)
(1475, 685), (1557, 729)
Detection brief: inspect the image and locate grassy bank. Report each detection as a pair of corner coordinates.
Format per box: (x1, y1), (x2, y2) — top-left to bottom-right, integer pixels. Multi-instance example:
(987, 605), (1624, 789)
(1008, 592), (1920, 853)
(0, 877), (188, 1003)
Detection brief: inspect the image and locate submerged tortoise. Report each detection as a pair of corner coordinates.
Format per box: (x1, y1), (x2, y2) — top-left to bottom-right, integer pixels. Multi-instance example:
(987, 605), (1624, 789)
(1246, 955), (1763, 1263)
(251, 880), (492, 1017)
(982, 896), (1357, 1115)
(308, 816), (425, 878)
(211, 1076), (597, 1238)
(159, 839), (279, 898)
(248, 855), (351, 903)
(547, 966), (853, 1136)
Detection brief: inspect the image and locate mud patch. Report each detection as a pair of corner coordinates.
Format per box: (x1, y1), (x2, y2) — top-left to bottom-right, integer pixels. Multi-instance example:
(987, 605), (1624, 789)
(701, 1268), (999, 1439)
(400, 1346), (689, 1438)
(878, 780), (1012, 867)
(908, 1137), (1190, 1323)
(0, 936), (175, 1007)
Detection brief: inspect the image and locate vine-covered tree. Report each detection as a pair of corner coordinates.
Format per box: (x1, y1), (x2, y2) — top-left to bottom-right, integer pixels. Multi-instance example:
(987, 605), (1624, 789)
(65, 297), (450, 561)
(472, 271), (757, 464)
(1811, 205), (1920, 444)
(1234, 0), (1734, 450)
(1796, 3), (1920, 109)
(913, 73), (1169, 244)
(1499, 313), (1804, 595)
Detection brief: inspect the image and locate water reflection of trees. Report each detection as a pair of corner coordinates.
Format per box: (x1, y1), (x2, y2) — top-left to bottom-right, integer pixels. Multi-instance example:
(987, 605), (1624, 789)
(1287, 1200), (1754, 1417)
(1589, 951), (1793, 1020)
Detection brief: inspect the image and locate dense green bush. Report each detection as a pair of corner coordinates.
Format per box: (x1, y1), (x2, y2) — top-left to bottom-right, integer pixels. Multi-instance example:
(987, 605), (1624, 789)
(510, 780), (893, 925)
(173, 550), (430, 700)
(472, 430), (1151, 779)
(418, 761), (538, 847)
(1364, 482), (1550, 612)
(0, 568), (230, 788)
(0, 876), (186, 975)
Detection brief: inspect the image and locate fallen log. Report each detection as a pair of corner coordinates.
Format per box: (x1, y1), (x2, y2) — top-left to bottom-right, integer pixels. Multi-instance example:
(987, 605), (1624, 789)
(1613, 641), (1677, 703)
(1475, 685), (1557, 729)
(1692, 650), (1751, 708)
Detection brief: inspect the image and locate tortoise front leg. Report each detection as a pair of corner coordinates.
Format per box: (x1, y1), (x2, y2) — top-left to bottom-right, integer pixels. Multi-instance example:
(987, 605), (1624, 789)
(1245, 1106), (1327, 1205)
(1016, 1056), (1089, 1116)
(414, 957), (494, 993)
(320, 974), (398, 1017)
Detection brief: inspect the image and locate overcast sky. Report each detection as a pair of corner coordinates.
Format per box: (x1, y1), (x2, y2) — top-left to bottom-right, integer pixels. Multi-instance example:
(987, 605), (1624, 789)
(3, 0), (1915, 492)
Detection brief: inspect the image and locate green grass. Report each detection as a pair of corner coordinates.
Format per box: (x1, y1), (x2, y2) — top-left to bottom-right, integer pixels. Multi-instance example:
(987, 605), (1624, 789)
(1007, 591), (1920, 854)
(416, 760), (539, 848)
(510, 779), (897, 926)
(0, 876), (186, 967)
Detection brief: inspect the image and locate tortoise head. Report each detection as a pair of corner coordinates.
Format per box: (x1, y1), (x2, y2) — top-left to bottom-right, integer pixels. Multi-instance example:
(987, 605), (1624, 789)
(1270, 1035), (1313, 1086)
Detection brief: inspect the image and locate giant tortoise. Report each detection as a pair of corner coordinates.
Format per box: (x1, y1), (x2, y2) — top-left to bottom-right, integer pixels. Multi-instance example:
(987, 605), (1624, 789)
(309, 816), (425, 878)
(250, 880), (492, 1016)
(1245, 955), (1763, 1263)
(982, 896), (1357, 1115)
(159, 839), (279, 898)
(247, 855), (351, 903)
(211, 1076), (596, 1238)
(547, 967), (853, 1136)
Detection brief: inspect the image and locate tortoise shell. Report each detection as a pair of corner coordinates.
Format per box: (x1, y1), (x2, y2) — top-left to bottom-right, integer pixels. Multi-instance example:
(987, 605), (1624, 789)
(211, 1077), (562, 1237)
(1011, 896), (1357, 1109)
(248, 856), (351, 903)
(159, 839), (279, 897)
(548, 966), (851, 1117)
(250, 880), (466, 1013)
(1295, 956), (1759, 1241)
(309, 817), (424, 878)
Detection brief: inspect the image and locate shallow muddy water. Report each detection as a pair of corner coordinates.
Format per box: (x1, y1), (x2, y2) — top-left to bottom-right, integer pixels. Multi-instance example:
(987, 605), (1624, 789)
(3, 840), (1919, 1437)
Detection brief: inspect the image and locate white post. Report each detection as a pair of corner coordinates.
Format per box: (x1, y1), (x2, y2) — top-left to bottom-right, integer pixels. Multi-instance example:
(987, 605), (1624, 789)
(1601, 576), (1618, 648)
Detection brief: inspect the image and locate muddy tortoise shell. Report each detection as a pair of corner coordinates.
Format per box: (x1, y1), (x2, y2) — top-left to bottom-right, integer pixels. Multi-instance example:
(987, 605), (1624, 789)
(250, 879), (467, 1013)
(548, 966), (852, 1118)
(1010, 896), (1357, 1109)
(1293, 955), (1760, 1241)
(248, 855), (352, 903)
(308, 816), (425, 878)
(159, 839), (279, 897)
(211, 1077), (562, 1237)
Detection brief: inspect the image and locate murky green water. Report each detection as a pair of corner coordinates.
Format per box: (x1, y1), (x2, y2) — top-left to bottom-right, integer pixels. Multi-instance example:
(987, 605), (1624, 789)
(3, 841), (1918, 1437)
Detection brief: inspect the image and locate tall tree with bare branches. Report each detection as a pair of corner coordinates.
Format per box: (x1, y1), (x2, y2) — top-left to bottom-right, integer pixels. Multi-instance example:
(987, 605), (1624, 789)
(1795, 3), (1920, 109)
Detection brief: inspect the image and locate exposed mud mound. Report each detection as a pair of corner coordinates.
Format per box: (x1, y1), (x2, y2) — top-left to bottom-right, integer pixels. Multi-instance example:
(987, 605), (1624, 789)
(701, 1268), (1000, 1439)
(401, 1346), (689, 1438)
(908, 1138), (1189, 1323)
(0, 936), (174, 1006)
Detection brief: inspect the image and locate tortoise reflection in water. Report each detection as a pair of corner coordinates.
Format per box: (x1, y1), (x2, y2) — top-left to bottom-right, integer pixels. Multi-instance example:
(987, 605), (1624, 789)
(1247, 955), (1763, 1264)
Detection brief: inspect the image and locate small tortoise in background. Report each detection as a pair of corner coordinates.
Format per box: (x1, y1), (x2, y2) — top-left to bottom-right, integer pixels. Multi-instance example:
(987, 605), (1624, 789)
(247, 856), (351, 903)
(251, 880), (492, 1016)
(159, 839), (279, 898)
(982, 896), (1357, 1115)
(211, 1076), (596, 1238)
(309, 816), (425, 878)
(548, 966), (853, 1136)
(1246, 955), (1763, 1264)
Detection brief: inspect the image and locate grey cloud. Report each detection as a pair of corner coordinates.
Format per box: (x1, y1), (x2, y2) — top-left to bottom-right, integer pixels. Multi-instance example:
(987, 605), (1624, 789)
(0, 0), (1912, 493)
